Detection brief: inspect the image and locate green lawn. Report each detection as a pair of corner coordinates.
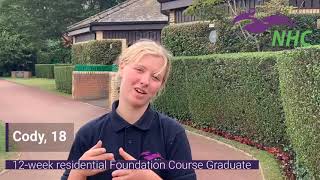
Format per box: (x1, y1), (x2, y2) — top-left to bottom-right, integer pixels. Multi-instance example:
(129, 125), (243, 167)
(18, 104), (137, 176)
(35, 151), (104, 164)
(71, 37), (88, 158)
(184, 125), (285, 180)
(2, 78), (71, 97)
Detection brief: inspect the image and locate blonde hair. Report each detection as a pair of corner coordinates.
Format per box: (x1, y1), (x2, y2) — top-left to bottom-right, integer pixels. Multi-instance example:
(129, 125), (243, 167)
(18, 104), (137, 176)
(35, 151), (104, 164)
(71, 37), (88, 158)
(116, 39), (172, 93)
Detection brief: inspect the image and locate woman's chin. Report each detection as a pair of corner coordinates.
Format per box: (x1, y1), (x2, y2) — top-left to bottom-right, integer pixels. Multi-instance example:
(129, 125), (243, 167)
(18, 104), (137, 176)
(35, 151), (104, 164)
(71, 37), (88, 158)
(128, 96), (150, 108)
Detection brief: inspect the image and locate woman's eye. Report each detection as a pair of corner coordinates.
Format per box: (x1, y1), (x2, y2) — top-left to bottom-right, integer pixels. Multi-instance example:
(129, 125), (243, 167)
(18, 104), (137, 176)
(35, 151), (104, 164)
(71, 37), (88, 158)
(152, 76), (160, 81)
(135, 68), (143, 72)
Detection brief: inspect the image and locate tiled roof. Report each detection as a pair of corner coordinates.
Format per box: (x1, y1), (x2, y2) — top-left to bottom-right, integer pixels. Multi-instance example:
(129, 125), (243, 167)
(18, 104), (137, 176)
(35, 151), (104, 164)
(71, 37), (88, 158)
(68, 0), (168, 31)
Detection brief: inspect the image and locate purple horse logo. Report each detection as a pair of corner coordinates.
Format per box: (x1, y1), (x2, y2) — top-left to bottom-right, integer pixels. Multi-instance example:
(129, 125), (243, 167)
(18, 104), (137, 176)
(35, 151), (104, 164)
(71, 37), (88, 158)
(233, 9), (295, 34)
(139, 151), (164, 161)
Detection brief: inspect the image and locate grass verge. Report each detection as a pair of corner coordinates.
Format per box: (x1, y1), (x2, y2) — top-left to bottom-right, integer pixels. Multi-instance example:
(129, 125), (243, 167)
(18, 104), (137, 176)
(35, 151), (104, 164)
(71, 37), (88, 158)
(184, 125), (285, 180)
(2, 78), (71, 97)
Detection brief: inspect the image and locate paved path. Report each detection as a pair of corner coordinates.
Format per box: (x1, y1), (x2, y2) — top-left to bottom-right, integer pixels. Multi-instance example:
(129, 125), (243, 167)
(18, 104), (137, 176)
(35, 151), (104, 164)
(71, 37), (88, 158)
(0, 79), (263, 180)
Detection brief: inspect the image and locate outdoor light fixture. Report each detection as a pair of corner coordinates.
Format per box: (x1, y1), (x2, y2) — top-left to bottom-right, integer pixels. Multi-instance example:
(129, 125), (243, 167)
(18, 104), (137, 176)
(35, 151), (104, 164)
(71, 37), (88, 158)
(209, 30), (218, 44)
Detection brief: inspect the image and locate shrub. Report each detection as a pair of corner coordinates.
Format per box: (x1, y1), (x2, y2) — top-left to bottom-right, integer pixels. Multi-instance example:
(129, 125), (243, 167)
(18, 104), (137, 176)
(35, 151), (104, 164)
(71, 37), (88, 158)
(161, 22), (215, 56)
(155, 52), (288, 147)
(35, 64), (55, 78)
(185, 52), (287, 146)
(153, 58), (191, 120)
(277, 46), (320, 179)
(154, 45), (320, 177)
(71, 40), (122, 65)
(54, 65), (74, 94)
(35, 64), (72, 79)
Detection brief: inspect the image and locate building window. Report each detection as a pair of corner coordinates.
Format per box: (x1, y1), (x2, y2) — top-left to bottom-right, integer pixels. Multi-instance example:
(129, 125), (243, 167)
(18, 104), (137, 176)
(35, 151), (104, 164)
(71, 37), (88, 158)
(75, 33), (95, 43)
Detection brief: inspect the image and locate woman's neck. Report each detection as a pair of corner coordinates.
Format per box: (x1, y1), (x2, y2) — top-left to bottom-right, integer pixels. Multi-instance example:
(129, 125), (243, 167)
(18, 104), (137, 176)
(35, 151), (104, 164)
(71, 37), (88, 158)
(116, 100), (148, 124)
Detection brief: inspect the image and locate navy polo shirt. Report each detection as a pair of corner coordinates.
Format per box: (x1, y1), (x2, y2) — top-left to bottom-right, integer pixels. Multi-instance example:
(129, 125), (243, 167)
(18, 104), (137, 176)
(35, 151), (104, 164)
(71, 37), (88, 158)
(61, 101), (196, 180)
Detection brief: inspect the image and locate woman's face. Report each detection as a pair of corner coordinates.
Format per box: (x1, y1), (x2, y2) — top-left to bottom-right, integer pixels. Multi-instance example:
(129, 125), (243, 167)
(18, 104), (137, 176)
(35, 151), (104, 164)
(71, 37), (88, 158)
(119, 54), (166, 108)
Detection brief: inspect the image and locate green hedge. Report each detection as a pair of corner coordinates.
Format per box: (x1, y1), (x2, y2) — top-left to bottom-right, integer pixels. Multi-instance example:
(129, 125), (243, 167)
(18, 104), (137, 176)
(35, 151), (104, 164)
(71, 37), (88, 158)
(154, 52), (288, 147)
(35, 64), (72, 79)
(153, 47), (320, 178)
(186, 53), (287, 146)
(71, 40), (122, 65)
(161, 22), (215, 56)
(153, 59), (190, 120)
(277, 46), (320, 179)
(35, 64), (55, 79)
(54, 65), (74, 94)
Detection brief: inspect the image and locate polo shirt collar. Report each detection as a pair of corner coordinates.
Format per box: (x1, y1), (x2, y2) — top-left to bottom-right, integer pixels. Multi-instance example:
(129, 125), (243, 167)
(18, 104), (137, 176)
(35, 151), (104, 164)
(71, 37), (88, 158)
(110, 100), (155, 132)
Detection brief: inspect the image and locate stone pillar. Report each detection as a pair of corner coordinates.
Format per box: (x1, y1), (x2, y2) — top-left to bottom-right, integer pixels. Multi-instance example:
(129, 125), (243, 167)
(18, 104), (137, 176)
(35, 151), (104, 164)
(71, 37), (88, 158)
(11, 71), (16, 78)
(169, 10), (175, 24)
(108, 72), (121, 110)
(11, 71), (32, 78)
(23, 71), (32, 78)
(96, 31), (104, 40)
(120, 39), (127, 51)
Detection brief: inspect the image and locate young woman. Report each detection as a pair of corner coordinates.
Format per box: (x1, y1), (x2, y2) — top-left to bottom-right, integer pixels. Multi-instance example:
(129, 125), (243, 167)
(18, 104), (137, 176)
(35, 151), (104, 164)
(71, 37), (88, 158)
(62, 40), (196, 180)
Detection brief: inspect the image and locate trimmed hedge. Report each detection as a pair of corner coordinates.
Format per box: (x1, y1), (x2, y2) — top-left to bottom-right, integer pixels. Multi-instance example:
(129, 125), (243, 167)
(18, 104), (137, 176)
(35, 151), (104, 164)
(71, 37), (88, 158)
(161, 22), (215, 56)
(153, 59), (190, 120)
(35, 64), (55, 79)
(154, 46), (320, 178)
(71, 40), (122, 65)
(154, 52), (288, 147)
(277, 46), (320, 179)
(35, 64), (72, 79)
(54, 65), (74, 94)
(185, 53), (287, 146)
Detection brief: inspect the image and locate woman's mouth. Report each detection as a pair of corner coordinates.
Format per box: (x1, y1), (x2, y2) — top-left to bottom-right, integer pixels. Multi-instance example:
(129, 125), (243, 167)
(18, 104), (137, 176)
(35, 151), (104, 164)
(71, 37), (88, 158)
(134, 88), (147, 94)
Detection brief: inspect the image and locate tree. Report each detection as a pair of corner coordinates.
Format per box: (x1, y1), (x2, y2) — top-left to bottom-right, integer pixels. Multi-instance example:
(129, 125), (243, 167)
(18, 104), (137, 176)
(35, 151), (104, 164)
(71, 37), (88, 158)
(0, 0), (126, 74)
(186, 0), (259, 50)
(255, 0), (293, 17)
(0, 29), (34, 75)
(0, 0), (127, 48)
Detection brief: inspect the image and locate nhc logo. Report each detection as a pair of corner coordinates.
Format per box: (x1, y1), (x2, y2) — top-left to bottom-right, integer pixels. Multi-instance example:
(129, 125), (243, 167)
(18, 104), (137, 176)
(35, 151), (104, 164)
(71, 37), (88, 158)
(233, 9), (313, 47)
(139, 151), (164, 161)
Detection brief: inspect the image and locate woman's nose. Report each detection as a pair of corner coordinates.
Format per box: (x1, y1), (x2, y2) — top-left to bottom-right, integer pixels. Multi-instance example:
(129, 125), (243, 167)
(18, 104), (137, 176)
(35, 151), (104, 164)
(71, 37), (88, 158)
(139, 74), (150, 86)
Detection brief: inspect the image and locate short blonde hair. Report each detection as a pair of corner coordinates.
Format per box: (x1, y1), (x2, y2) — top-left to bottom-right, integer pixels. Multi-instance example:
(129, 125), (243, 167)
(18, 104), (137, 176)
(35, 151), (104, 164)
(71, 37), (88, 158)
(116, 39), (172, 92)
